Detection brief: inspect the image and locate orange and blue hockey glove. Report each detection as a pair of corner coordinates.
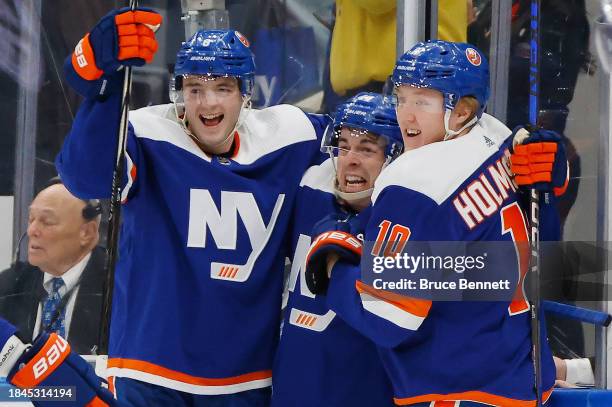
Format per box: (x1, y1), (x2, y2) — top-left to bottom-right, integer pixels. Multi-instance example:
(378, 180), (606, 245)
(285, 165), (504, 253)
(510, 126), (569, 197)
(1, 319), (117, 406)
(64, 7), (162, 99)
(305, 211), (368, 295)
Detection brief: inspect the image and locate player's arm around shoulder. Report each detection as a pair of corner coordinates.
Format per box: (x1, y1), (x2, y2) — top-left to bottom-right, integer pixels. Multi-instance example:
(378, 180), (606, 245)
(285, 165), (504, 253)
(324, 184), (436, 348)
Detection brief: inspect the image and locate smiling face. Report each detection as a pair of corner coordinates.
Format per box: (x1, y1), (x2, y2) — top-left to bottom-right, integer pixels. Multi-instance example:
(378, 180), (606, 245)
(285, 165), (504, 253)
(395, 86), (447, 151)
(335, 127), (387, 197)
(27, 184), (99, 276)
(395, 85), (477, 151)
(182, 75), (244, 154)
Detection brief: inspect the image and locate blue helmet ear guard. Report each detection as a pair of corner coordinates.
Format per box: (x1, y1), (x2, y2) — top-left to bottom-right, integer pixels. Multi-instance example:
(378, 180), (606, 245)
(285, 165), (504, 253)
(392, 40), (490, 118)
(174, 30), (256, 96)
(323, 92), (404, 162)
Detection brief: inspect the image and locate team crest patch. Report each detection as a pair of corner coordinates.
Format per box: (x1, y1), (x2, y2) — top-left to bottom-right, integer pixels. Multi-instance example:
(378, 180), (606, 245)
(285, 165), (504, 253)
(465, 48), (482, 66)
(235, 31), (250, 47)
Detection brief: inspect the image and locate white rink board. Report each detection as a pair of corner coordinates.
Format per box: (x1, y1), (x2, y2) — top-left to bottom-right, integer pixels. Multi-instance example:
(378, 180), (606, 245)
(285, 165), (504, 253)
(0, 196), (13, 271)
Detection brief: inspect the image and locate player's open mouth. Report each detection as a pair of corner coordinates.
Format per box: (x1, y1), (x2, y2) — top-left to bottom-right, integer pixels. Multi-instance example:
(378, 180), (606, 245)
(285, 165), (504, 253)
(345, 175), (366, 187)
(29, 244), (43, 252)
(404, 129), (421, 137)
(200, 113), (224, 127)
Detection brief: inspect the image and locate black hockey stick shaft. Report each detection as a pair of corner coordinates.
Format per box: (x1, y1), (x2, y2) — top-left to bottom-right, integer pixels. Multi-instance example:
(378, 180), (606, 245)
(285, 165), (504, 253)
(99, 0), (138, 355)
(528, 0), (543, 405)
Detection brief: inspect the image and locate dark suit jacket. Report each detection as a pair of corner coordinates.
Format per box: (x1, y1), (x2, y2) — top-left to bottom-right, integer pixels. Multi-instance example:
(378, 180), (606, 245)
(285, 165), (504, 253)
(0, 246), (107, 354)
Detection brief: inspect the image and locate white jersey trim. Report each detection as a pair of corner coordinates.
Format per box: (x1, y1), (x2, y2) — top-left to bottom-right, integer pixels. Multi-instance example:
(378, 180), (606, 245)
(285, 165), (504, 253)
(372, 114), (511, 206)
(299, 158), (335, 194)
(128, 104), (317, 165)
(129, 104), (212, 162)
(106, 367), (272, 395)
(360, 292), (425, 331)
(235, 104), (318, 165)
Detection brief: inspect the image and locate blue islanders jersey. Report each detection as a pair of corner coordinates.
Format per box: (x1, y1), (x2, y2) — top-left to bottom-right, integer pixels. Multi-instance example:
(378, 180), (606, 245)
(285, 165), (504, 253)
(56, 93), (328, 395)
(326, 114), (556, 406)
(271, 159), (395, 407)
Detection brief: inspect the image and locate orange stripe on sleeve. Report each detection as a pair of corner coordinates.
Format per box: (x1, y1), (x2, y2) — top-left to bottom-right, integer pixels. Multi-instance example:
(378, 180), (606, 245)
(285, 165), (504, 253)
(356, 280), (431, 318)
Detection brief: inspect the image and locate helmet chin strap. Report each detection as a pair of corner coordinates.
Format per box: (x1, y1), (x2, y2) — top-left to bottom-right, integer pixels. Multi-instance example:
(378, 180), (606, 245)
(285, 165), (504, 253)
(334, 187), (374, 202)
(173, 96), (252, 152)
(443, 109), (478, 141)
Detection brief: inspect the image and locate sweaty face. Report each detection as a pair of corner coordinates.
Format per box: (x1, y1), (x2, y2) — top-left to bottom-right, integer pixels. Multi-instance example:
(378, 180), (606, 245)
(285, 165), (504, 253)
(395, 85), (446, 151)
(27, 185), (91, 276)
(182, 76), (244, 154)
(335, 127), (387, 195)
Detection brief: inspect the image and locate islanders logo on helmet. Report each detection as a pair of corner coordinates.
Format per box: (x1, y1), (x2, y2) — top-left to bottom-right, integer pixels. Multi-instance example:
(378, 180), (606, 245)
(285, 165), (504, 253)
(174, 29), (255, 96)
(324, 92), (403, 161)
(392, 40), (490, 118)
(465, 48), (481, 66)
(235, 31), (250, 48)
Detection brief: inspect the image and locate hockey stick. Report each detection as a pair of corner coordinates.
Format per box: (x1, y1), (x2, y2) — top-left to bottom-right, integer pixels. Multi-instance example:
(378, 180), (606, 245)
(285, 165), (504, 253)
(98, 0), (138, 355)
(528, 0), (543, 405)
(543, 301), (612, 327)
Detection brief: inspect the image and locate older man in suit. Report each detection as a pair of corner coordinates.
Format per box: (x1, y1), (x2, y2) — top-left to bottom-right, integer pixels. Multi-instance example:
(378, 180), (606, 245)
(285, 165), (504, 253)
(0, 178), (105, 354)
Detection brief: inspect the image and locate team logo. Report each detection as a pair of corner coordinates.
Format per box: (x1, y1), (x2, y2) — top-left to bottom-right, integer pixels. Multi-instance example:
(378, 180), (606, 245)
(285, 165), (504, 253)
(465, 48), (482, 66)
(235, 31), (250, 47)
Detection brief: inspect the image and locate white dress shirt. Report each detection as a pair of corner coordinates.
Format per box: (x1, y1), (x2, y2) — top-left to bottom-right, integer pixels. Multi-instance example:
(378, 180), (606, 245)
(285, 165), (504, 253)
(32, 253), (91, 339)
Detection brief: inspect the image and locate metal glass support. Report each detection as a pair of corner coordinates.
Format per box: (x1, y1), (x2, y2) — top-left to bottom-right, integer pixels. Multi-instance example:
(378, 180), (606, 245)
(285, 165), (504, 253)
(397, 0), (426, 55)
(180, 0), (229, 38)
(487, 0), (511, 122)
(429, 0), (438, 40)
(13, 0), (42, 260)
(600, 69), (611, 389)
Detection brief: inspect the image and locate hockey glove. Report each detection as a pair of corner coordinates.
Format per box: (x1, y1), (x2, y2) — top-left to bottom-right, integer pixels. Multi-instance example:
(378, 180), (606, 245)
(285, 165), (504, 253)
(510, 126), (569, 196)
(0, 322), (117, 407)
(64, 7), (162, 99)
(305, 212), (365, 295)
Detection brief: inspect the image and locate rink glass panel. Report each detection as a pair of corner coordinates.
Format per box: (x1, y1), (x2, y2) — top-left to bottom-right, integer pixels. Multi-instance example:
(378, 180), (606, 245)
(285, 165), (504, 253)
(469, 0), (609, 382)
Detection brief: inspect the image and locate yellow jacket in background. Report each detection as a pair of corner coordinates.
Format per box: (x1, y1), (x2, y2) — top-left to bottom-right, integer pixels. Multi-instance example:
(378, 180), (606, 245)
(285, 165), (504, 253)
(330, 0), (467, 95)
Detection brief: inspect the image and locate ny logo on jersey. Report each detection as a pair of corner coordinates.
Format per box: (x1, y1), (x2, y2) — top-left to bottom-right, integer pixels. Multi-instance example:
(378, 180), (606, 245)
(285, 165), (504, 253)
(282, 234), (336, 332)
(187, 189), (285, 282)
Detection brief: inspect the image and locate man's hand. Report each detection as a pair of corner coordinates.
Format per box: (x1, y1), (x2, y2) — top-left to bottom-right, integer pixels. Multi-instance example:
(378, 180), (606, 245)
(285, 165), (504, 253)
(510, 126), (569, 196)
(305, 211), (367, 295)
(1, 319), (117, 406)
(64, 7), (162, 99)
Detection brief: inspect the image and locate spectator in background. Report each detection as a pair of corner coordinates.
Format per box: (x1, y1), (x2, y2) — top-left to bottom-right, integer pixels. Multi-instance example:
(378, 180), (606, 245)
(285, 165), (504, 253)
(0, 177), (105, 354)
(323, 0), (471, 112)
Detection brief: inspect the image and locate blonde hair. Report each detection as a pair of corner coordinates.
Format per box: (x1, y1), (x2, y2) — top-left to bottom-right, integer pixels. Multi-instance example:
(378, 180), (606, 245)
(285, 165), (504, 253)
(456, 96), (480, 127)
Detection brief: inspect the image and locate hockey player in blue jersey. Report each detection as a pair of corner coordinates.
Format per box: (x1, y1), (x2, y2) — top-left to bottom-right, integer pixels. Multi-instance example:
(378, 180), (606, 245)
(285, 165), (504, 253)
(272, 92), (402, 407)
(305, 41), (568, 406)
(55, 7), (327, 406)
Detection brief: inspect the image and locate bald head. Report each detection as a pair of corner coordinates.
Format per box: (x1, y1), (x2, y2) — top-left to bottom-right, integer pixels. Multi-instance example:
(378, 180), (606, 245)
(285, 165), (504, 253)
(27, 184), (100, 276)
